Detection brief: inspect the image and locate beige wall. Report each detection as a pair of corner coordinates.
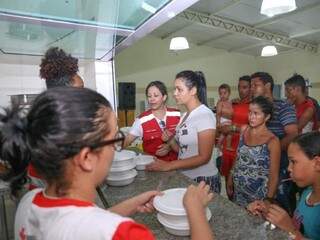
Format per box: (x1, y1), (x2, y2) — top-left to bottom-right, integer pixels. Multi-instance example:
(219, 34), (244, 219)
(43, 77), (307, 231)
(257, 51), (320, 99)
(115, 35), (320, 115)
(115, 35), (259, 113)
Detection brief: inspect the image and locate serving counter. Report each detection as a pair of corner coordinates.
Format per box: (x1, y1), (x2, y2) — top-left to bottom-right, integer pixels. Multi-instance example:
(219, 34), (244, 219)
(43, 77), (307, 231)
(102, 171), (289, 240)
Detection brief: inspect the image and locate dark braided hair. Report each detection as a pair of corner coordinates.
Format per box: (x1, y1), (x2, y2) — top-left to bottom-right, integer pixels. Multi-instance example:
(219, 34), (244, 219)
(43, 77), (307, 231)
(0, 87), (112, 196)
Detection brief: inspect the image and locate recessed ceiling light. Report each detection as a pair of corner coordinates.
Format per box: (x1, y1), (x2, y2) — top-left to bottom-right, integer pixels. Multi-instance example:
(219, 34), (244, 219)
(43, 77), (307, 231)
(169, 37), (189, 51)
(260, 0), (297, 17)
(261, 45), (278, 57)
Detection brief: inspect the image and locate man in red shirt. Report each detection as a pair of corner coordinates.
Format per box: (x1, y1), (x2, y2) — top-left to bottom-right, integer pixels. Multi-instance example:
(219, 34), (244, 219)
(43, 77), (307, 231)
(218, 75), (251, 198)
(284, 74), (318, 133)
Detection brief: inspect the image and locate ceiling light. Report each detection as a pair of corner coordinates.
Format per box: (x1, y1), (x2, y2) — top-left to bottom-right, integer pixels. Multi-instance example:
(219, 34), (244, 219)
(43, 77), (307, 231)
(169, 37), (189, 50)
(142, 2), (157, 14)
(260, 0), (297, 17)
(261, 45), (278, 57)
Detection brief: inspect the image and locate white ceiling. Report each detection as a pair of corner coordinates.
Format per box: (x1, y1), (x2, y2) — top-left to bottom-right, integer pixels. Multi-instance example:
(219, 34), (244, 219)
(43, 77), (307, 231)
(151, 0), (320, 56)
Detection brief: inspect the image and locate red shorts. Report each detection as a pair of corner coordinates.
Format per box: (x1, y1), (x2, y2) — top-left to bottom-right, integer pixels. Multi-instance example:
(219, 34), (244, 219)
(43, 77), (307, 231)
(221, 150), (237, 177)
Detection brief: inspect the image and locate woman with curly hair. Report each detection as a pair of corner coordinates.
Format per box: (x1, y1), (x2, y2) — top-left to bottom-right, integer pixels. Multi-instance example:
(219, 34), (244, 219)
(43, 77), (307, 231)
(28, 47), (84, 190)
(39, 47), (84, 88)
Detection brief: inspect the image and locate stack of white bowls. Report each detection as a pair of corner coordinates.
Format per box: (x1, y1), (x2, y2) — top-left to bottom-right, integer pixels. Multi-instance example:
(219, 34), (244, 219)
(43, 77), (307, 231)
(106, 150), (137, 186)
(135, 154), (154, 170)
(153, 188), (212, 236)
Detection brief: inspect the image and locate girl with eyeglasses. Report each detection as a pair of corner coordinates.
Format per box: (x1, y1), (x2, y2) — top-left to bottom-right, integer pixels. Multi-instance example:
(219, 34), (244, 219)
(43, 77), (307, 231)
(147, 71), (221, 194)
(124, 81), (180, 161)
(0, 87), (214, 240)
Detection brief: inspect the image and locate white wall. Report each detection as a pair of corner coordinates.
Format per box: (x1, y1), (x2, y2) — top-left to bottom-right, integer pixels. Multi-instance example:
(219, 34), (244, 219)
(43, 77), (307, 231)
(115, 35), (259, 113)
(115, 36), (320, 115)
(0, 55), (44, 107)
(0, 54), (97, 107)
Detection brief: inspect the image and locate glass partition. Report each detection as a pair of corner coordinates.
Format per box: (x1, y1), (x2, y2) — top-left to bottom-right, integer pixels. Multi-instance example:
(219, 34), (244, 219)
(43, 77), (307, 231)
(0, 0), (171, 59)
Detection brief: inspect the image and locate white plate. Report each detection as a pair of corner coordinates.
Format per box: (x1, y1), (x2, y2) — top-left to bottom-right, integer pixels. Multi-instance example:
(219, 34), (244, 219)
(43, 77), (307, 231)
(113, 150), (137, 161)
(153, 188), (187, 215)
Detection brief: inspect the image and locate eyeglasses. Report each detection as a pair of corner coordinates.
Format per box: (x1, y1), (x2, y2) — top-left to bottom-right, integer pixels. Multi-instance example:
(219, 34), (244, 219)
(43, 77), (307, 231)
(89, 131), (125, 152)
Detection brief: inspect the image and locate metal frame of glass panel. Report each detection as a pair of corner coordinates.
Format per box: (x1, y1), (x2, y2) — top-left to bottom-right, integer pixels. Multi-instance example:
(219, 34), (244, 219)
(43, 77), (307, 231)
(0, 0), (199, 60)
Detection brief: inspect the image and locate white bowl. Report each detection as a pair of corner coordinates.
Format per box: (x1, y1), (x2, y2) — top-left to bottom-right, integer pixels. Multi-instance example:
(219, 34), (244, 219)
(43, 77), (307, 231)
(110, 160), (136, 172)
(113, 150), (137, 161)
(111, 158), (136, 169)
(158, 208), (212, 228)
(106, 169), (137, 186)
(157, 213), (190, 236)
(136, 154), (154, 170)
(153, 188), (187, 215)
(111, 150), (137, 169)
(108, 168), (135, 178)
(154, 188), (212, 236)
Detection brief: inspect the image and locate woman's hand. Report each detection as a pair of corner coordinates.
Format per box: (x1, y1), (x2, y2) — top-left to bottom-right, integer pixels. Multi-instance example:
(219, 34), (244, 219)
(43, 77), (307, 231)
(247, 200), (267, 217)
(183, 182), (215, 240)
(226, 175), (234, 199)
(109, 190), (161, 216)
(265, 204), (295, 232)
(131, 191), (161, 214)
(146, 158), (172, 172)
(183, 181), (214, 210)
(155, 144), (170, 157)
(161, 129), (174, 143)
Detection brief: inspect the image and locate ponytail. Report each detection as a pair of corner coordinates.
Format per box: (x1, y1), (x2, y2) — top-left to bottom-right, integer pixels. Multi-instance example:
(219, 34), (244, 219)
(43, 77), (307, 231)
(0, 104), (31, 197)
(194, 71), (208, 106)
(175, 70), (208, 106)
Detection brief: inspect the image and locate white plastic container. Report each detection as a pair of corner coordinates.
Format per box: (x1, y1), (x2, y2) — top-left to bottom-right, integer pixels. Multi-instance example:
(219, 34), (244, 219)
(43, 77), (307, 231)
(110, 161), (136, 173)
(136, 154), (154, 170)
(154, 188), (212, 236)
(111, 150), (137, 169)
(157, 208), (212, 227)
(106, 169), (137, 186)
(157, 213), (189, 236)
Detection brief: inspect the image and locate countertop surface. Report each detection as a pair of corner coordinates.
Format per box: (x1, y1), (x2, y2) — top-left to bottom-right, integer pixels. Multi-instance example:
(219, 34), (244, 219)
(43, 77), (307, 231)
(102, 171), (289, 240)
